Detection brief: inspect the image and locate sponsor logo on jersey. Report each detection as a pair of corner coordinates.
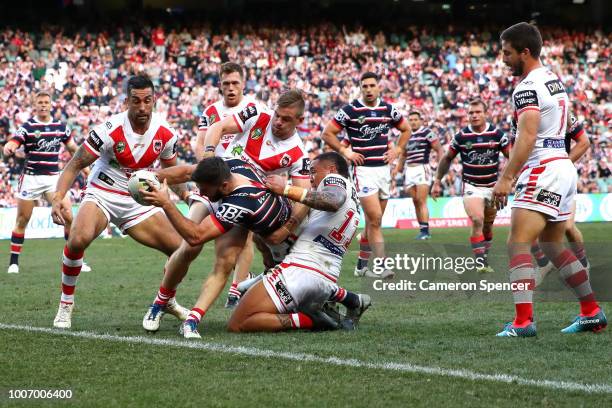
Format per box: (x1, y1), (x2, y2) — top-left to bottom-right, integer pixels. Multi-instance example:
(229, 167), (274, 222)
(238, 105), (258, 123)
(250, 127), (263, 140)
(116, 141), (126, 154)
(36, 137), (61, 151)
(105, 121), (112, 129)
(536, 189), (561, 207)
(153, 140), (162, 154)
(313, 234), (345, 256)
(216, 203), (249, 224)
(544, 79), (566, 96)
(298, 158), (311, 175)
(514, 90), (539, 110)
(97, 171), (115, 186)
(323, 176), (347, 188)
(87, 130), (104, 151)
(231, 145), (244, 156)
(543, 139), (565, 149)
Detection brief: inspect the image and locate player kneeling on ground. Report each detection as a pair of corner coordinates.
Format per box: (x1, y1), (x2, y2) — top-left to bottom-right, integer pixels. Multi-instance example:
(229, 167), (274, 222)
(227, 152), (371, 333)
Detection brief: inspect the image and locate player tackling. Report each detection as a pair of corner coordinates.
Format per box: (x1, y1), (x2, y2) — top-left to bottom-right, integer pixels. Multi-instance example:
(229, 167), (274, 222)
(493, 22), (606, 337)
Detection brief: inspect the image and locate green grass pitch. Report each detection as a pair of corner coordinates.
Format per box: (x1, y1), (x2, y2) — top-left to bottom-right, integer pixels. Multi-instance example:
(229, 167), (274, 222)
(1, 224), (611, 407)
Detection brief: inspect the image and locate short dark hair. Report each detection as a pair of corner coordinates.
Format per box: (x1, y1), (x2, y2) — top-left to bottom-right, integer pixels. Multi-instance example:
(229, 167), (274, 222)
(127, 75), (155, 96)
(360, 72), (379, 83)
(408, 111), (422, 118)
(277, 89), (305, 116)
(315, 151), (349, 178)
(35, 91), (52, 99)
(192, 157), (231, 185)
(219, 62), (244, 79)
(500, 22), (543, 58)
(468, 98), (487, 111)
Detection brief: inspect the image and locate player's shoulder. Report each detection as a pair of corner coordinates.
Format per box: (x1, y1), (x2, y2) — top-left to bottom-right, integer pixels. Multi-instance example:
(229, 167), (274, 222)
(152, 113), (177, 138)
(98, 111), (126, 133)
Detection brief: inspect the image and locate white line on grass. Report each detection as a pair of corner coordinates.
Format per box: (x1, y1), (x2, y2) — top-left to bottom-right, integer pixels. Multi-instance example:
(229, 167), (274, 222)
(2, 322), (611, 394)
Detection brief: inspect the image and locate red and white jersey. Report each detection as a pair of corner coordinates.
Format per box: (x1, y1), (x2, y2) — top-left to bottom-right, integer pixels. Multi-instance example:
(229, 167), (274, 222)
(283, 174), (359, 280)
(227, 104), (310, 180)
(512, 67), (570, 168)
(197, 95), (258, 156)
(83, 111), (178, 194)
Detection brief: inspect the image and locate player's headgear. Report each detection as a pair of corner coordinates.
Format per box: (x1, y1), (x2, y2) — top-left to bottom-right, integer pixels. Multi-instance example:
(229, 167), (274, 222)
(315, 151), (350, 178)
(192, 157), (231, 185)
(500, 22), (543, 58)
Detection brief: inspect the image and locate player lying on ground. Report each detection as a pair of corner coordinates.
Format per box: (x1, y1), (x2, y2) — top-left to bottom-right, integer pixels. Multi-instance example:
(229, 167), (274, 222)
(227, 152), (371, 333)
(432, 98), (510, 273)
(493, 22), (606, 337)
(50, 75), (190, 329)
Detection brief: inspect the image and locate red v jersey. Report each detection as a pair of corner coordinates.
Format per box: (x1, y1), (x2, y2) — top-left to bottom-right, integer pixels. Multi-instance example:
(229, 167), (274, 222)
(197, 96), (258, 156)
(227, 105), (310, 180)
(84, 111), (178, 193)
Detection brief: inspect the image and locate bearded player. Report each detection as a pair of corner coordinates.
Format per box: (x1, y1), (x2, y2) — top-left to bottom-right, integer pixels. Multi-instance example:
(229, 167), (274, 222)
(50, 75), (189, 329)
(493, 22), (605, 337)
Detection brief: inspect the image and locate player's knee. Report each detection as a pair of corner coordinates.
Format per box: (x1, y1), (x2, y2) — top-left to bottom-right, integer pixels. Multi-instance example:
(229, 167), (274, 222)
(365, 213), (383, 228)
(67, 233), (91, 253)
(471, 216), (484, 230)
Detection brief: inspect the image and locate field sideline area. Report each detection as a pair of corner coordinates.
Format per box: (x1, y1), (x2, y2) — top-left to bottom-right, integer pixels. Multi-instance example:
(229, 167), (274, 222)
(1, 224), (611, 407)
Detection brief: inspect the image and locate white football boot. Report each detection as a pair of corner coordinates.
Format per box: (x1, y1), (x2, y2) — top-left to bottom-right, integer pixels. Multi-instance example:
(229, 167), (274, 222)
(7, 264), (19, 274)
(53, 303), (74, 329)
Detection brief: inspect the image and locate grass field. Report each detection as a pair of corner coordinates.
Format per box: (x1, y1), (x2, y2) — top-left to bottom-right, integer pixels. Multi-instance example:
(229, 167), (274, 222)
(1, 224), (611, 407)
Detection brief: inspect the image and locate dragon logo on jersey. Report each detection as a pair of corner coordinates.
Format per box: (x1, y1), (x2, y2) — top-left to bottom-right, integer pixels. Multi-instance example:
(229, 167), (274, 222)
(116, 141), (126, 154)
(153, 140), (162, 154)
(231, 145), (244, 156)
(250, 128), (263, 140)
(279, 153), (292, 168)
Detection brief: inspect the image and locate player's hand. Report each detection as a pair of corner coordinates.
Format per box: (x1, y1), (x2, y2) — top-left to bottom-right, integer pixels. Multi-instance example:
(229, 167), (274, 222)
(431, 180), (442, 201)
(3, 142), (17, 157)
(51, 196), (69, 226)
(492, 176), (512, 210)
(265, 174), (287, 195)
(140, 179), (171, 207)
(342, 149), (365, 166)
(384, 147), (398, 164)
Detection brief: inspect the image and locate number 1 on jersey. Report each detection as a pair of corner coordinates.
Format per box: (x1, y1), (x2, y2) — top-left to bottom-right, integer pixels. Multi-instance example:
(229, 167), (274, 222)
(329, 210), (356, 244)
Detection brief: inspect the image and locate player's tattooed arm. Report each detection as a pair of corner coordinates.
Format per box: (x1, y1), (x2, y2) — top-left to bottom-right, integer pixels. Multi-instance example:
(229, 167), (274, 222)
(302, 185), (347, 212)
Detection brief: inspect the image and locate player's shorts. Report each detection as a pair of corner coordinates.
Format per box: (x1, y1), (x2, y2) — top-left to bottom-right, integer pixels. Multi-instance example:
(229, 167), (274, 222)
(81, 184), (163, 232)
(16, 174), (58, 201)
(263, 262), (338, 314)
(512, 158), (576, 222)
(404, 164), (432, 188)
(463, 183), (493, 200)
(353, 165), (391, 200)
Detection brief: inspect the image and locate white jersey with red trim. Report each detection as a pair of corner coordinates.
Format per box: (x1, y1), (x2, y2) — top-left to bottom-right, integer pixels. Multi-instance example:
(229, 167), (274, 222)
(512, 67), (570, 168)
(282, 174), (359, 280)
(197, 95), (258, 156)
(83, 111), (178, 194)
(227, 104), (310, 180)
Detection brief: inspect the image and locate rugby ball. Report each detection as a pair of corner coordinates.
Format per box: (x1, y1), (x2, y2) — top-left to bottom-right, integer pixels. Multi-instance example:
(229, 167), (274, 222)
(128, 170), (161, 205)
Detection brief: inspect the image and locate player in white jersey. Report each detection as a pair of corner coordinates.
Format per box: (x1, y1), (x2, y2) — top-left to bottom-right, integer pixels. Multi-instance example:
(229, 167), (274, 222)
(227, 152), (371, 332)
(493, 23), (605, 337)
(142, 89), (311, 333)
(50, 76), (190, 329)
(193, 62), (259, 308)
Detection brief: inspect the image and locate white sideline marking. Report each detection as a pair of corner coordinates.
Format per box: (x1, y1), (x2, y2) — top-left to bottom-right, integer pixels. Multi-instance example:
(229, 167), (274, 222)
(1, 322), (611, 394)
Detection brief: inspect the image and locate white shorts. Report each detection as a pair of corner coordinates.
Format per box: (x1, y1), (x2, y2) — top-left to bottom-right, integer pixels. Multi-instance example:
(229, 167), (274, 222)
(512, 158), (576, 222)
(463, 183), (493, 200)
(404, 164), (432, 188)
(16, 174), (58, 201)
(353, 165), (391, 199)
(82, 185), (163, 232)
(263, 262), (338, 314)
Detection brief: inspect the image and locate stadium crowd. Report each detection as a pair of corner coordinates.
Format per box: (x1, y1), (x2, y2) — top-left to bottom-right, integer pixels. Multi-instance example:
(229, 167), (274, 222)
(0, 23), (609, 206)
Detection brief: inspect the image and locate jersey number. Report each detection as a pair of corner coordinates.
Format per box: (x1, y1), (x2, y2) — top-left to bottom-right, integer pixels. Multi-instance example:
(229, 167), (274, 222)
(329, 210), (356, 246)
(557, 99), (566, 136)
